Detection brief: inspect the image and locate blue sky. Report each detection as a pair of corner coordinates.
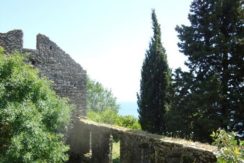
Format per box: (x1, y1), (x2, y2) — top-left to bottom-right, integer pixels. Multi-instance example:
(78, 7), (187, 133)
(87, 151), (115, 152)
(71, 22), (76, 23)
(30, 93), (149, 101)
(1, 0), (192, 103)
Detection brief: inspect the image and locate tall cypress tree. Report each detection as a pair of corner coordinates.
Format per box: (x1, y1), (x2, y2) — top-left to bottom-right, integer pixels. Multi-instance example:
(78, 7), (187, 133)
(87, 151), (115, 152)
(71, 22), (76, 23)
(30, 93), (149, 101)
(174, 0), (243, 142)
(137, 10), (171, 134)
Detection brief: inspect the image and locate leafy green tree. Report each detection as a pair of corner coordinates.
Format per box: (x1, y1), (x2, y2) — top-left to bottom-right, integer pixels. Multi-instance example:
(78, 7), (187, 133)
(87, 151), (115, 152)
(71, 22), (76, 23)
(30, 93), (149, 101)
(137, 10), (171, 134)
(87, 77), (119, 113)
(0, 47), (71, 163)
(166, 68), (223, 141)
(165, 69), (194, 138)
(173, 0), (244, 142)
(211, 129), (244, 163)
(86, 76), (140, 129)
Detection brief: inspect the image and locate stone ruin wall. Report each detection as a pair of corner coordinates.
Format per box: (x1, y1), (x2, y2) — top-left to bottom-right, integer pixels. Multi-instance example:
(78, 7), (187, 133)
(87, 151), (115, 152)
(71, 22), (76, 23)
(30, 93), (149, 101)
(0, 30), (87, 154)
(0, 30), (86, 116)
(0, 30), (23, 53)
(79, 118), (217, 163)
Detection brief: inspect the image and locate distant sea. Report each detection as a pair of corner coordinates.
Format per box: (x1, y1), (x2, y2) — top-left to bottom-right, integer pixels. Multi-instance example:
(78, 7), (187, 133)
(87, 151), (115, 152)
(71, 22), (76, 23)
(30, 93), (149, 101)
(118, 101), (139, 118)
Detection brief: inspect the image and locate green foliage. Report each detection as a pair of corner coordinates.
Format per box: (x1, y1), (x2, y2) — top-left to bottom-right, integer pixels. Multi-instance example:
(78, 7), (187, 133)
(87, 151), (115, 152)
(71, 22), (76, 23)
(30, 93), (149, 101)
(170, 0), (244, 142)
(137, 9), (171, 134)
(87, 109), (118, 125)
(112, 141), (120, 163)
(87, 109), (141, 130)
(116, 115), (141, 130)
(166, 69), (223, 142)
(87, 77), (119, 113)
(0, 47), (71, 163)
(211, 129), (244, 163)
(87, 75), (140, 130)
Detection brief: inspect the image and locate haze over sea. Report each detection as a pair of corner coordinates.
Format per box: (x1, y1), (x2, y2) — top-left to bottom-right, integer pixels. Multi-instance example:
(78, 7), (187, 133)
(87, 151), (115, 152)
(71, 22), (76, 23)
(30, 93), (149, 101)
(119, 102), (138, 118)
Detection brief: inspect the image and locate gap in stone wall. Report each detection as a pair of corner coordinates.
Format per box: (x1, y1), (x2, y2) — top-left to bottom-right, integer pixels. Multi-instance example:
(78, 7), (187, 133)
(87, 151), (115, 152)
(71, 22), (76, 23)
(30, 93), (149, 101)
(22, 31), (36, 49)
(112, 138), (120, 163)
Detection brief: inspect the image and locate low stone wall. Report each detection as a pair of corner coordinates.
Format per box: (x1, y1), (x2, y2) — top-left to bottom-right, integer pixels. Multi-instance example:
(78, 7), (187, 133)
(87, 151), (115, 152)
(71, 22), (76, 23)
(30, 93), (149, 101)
(77, 118), (217, 163)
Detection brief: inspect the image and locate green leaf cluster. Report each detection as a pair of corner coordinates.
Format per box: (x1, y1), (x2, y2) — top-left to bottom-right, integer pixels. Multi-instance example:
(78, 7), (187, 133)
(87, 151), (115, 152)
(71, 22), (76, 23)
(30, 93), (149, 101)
(87, 109), (141, 130)
(87, 77), (119, 113)
(211, 129), (244, 163)
(0, 47), (71, 163)
(87, 76), (140, 130)
(165, 0), (243, 142)
(87, 109), (118, 125)
(116, 115), (141, 130)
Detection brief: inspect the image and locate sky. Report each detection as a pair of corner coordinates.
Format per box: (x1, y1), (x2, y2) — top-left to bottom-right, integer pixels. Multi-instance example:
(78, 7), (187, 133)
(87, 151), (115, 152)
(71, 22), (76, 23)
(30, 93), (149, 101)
(0, 0), (192, 103)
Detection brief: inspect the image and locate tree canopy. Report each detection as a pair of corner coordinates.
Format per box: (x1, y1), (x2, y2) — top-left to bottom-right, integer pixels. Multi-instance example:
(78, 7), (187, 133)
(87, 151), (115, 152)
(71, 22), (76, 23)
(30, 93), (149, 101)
(87, 77), (140, 130)
(0, 47), (71, 162)
(137, 10), (171, 134)
(87, 77), (119, 113)
(167, 0), (244, 142)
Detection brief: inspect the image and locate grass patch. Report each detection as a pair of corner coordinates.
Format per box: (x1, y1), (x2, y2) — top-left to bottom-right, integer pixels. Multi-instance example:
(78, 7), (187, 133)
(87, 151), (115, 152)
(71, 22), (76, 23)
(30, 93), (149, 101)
(112, 141), (120, 163)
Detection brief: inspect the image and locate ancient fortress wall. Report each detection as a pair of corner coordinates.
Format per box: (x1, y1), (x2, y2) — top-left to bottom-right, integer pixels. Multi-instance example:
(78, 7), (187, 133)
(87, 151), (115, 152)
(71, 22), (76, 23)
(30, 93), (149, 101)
(0, 30), (86, 116)
(0, 30), (23, 53)
(0, 30), (88, 155)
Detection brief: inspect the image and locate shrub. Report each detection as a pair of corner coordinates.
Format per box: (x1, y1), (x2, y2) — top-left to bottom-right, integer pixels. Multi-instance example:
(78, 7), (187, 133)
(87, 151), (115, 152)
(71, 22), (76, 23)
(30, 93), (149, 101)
(0, 47), (71, 163)
(211, 129), (244, 163)
(87, 109), (141, 130)
(87, 109), (118, 125)
(116, 115), (141, 130)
